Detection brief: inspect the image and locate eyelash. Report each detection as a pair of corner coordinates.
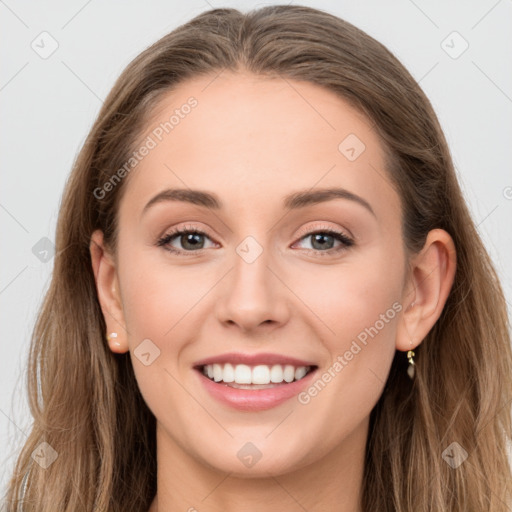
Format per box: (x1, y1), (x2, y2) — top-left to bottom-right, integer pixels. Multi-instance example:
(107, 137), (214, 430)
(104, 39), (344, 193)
(156, 224), (354, 257)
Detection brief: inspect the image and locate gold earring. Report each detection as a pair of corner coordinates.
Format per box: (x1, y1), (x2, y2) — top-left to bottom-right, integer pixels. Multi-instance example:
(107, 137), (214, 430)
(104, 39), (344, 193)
(407, 345), (415, 379)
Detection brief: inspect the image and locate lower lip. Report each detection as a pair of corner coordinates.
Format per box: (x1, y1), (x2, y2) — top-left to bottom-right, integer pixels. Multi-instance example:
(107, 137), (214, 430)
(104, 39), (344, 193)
(195, 367), (318, 411)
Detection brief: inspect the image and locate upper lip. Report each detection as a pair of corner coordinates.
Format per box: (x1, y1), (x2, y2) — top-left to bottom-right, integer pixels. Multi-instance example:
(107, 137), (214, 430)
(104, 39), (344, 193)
(193, 352), (318, 368)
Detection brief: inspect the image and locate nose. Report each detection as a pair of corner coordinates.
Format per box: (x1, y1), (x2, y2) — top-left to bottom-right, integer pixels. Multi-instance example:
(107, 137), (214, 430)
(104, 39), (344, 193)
(215, 243), (290, 333)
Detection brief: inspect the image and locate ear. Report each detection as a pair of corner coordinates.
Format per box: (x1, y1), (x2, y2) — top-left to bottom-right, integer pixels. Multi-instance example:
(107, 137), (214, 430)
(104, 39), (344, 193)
(396, 228), (457, 352)
(90, 229), (129, 353)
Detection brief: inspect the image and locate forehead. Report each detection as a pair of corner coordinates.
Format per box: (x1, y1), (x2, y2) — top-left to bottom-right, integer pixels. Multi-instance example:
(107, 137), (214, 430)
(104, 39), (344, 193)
(119, 71), (400, 224)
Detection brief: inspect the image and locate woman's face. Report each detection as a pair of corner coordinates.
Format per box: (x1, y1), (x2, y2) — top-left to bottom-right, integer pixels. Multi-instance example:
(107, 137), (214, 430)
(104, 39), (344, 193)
(98, 71), (415, 476)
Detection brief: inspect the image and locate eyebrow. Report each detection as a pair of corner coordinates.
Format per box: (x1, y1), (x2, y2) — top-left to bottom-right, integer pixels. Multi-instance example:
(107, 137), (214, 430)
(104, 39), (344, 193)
(141, 187), (376, 217)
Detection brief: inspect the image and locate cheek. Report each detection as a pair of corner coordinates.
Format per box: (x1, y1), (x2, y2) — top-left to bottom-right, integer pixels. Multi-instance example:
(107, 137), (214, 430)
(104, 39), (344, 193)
(298, 246), (403, 342)
(118, 246), (197, 338)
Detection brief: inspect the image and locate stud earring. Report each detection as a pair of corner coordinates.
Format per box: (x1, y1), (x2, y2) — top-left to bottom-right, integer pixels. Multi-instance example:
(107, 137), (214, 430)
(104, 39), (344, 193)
(407, 344), (415, 379)
(106, 332), (121, 347)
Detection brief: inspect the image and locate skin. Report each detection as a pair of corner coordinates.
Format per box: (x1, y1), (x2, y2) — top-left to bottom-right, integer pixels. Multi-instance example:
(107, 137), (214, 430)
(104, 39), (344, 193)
(90, 71), (456, 511)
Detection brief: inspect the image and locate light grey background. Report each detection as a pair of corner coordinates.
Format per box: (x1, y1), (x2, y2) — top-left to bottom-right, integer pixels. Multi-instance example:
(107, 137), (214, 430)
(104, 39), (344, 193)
(1, 0), (511, 497)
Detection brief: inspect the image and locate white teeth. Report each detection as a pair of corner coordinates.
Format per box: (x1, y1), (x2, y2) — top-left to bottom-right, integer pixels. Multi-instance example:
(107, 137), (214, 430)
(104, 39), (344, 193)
(294, 366), (307, 380)
(283, 365), (295, 383)
(234, 364), (252, 384)
(223, 363), (235, 382)
(213, 364), (223, 382)
(201, 363), (313, 384)
(252, 365), (270, 385)
(270, 364), (283, 383)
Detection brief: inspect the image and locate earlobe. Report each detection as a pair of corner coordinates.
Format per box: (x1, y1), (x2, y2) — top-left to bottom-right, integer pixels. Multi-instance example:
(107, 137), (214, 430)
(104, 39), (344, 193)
(89, 230), (129, 353)
(396, 228), (457, 352)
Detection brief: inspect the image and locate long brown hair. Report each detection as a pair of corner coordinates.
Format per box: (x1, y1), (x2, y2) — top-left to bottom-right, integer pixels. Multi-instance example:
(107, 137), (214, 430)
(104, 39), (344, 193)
(5, 5), (511, 511)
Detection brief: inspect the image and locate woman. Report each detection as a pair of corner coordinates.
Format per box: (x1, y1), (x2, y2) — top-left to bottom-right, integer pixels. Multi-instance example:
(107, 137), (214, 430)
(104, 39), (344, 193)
(5, 5), (512, 511)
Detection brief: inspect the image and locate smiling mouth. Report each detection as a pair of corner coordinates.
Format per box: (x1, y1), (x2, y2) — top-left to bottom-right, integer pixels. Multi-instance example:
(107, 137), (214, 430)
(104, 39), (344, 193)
(196, 363), (318, 389)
